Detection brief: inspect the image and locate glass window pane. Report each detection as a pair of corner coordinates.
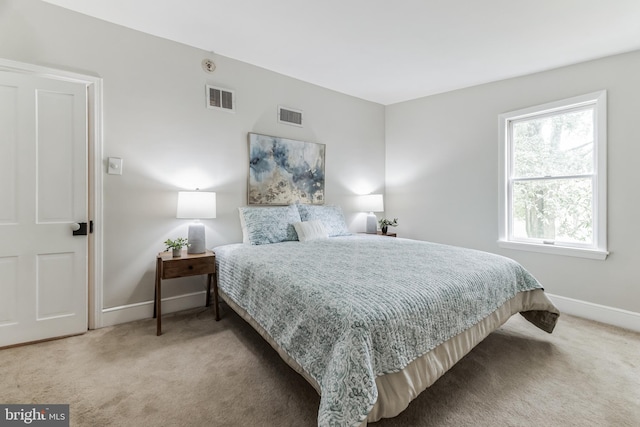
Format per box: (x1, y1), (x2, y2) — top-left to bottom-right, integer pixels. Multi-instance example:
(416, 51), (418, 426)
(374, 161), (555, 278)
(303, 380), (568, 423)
(512, 107), (594, 178)
(512, 178), (593, 244)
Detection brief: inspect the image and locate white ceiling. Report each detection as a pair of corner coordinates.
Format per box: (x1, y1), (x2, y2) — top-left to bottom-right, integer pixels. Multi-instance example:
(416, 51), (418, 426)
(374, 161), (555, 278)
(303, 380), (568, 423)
(42, 0), (640, 105)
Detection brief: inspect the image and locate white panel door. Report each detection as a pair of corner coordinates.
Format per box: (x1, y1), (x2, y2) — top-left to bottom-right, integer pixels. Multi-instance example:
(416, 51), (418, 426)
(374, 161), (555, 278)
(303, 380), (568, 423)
(0, 70), (88, 347)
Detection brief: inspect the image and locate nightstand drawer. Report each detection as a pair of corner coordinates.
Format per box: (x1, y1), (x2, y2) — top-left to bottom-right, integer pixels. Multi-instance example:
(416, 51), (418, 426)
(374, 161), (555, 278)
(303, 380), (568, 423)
(162, 257), (215, 279)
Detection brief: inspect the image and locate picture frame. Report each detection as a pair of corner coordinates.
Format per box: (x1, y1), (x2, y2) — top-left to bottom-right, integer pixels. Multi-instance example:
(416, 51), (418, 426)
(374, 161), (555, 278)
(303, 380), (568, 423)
(248, 133), (325, 205)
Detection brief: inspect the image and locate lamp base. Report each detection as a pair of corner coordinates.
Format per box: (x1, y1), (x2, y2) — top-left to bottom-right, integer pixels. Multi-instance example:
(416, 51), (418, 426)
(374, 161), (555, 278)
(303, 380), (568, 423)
(366, 213), (377, 234)
(187, 223), (206, 254)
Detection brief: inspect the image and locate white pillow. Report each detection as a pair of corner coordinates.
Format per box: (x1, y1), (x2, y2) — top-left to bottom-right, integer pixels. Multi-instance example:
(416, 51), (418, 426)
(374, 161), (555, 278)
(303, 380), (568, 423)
(239, 208), (249, 244)
(293, 220), (329, 242)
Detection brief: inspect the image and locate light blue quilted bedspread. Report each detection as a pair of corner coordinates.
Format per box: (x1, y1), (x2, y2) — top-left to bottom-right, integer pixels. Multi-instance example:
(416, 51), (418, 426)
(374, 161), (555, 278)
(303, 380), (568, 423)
(215, 236), (546, 427)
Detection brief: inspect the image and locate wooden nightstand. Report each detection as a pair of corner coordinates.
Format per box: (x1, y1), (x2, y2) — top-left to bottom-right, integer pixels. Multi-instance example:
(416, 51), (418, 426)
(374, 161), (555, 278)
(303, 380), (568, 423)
(154, 249), (219, 336)
(359, 231), (397, 237)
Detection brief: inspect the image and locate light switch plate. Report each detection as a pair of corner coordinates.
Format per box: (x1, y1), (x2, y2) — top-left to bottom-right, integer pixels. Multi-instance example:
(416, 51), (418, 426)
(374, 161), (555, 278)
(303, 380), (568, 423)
(107, 157), (123, 175)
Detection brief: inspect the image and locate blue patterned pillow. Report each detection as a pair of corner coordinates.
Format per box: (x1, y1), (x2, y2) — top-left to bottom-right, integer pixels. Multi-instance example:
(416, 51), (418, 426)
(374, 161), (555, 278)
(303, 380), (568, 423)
(239, 205), (302, 245)
(296, 205), (350, 237)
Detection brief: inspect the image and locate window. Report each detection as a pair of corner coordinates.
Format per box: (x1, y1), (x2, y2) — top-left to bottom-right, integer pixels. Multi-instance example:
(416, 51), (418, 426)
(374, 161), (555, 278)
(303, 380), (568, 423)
(498, 91), (608, 260)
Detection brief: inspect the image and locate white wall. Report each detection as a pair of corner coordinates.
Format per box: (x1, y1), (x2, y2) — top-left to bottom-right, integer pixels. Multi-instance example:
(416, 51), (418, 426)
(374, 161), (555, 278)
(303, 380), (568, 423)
(0, 0), (385, 316)
(4, 0), (637, 329)
(386, 50), (640, 316)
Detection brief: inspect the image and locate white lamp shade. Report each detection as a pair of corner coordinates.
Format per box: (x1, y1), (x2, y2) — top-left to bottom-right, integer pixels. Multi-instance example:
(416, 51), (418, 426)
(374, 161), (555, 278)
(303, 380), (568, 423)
(359, 194), (384, 212)
(177, 191), (216, 219)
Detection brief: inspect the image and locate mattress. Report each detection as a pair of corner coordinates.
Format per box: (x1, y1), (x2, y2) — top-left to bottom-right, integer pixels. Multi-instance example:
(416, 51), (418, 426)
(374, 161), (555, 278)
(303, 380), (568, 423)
(214, 235), (559, 426)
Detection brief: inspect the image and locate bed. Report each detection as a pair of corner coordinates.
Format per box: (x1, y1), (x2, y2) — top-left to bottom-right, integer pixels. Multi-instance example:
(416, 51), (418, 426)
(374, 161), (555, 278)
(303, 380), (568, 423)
(214, 204), (560, 427)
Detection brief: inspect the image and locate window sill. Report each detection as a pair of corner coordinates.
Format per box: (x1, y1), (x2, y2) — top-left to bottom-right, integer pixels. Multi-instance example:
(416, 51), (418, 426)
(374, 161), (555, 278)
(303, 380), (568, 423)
(497, 240), (608, 260)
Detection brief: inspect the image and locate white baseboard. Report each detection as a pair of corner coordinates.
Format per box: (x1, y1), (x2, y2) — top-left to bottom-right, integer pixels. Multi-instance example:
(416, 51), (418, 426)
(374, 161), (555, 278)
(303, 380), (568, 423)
(100, 291), (208, 328)
(98, 291), (640, 333)
(546, 293), (640, 333)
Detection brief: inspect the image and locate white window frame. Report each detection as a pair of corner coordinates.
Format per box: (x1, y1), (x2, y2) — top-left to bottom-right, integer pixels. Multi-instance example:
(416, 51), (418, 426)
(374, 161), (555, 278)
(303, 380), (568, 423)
(498, 91), (608, 260)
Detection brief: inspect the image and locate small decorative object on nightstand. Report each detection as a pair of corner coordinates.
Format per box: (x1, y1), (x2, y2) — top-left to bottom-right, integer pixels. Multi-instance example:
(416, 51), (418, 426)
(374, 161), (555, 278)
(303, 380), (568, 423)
(164, 237), (189, 257)
(154, 249), (218, 336)
(378, 218), (398, 235)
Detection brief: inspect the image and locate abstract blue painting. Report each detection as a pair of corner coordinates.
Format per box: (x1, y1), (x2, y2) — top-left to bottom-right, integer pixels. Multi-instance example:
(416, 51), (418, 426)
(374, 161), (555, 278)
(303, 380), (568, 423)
(248, 133), (325, 205)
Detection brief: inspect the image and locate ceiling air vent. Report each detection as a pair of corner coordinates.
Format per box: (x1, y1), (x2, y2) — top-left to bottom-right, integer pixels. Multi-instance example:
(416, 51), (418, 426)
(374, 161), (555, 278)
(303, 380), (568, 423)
(206, 85), (235, 112)
(278, 106), (303, 127)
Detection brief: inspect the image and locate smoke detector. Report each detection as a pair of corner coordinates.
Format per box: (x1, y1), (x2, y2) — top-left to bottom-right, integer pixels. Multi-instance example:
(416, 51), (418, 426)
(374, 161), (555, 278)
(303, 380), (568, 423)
(201, 59), (216, 73)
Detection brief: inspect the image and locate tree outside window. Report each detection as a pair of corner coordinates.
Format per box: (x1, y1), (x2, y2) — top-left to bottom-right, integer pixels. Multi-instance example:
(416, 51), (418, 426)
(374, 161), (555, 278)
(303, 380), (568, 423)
(511, 108), (594, 244)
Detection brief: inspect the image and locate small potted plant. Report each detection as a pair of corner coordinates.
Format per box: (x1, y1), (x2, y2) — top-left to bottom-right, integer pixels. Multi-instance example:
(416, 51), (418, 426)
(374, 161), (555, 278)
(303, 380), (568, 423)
(164, 237), (190, 257)
(378, 218), (398, 235)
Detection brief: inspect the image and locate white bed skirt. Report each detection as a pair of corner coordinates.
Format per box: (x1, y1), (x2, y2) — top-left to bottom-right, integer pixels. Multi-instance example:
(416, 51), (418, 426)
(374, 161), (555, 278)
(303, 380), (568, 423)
(219, 289), (558, 425)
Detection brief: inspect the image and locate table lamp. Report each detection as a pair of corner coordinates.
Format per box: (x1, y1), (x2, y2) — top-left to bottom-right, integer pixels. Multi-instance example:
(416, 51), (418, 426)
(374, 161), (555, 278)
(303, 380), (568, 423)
(359, 194), (384, 234)
(177, 191), (216, 253)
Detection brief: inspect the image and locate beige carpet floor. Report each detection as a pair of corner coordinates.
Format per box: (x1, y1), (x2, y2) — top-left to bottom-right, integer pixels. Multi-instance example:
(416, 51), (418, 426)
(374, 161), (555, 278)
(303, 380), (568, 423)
(1, 304), (639, 426)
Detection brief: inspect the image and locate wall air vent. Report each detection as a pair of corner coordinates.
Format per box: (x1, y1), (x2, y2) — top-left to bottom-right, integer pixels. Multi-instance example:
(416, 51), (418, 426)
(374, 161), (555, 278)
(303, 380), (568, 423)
(278, 106), (303, 127)
(206, 85), (235, 112)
